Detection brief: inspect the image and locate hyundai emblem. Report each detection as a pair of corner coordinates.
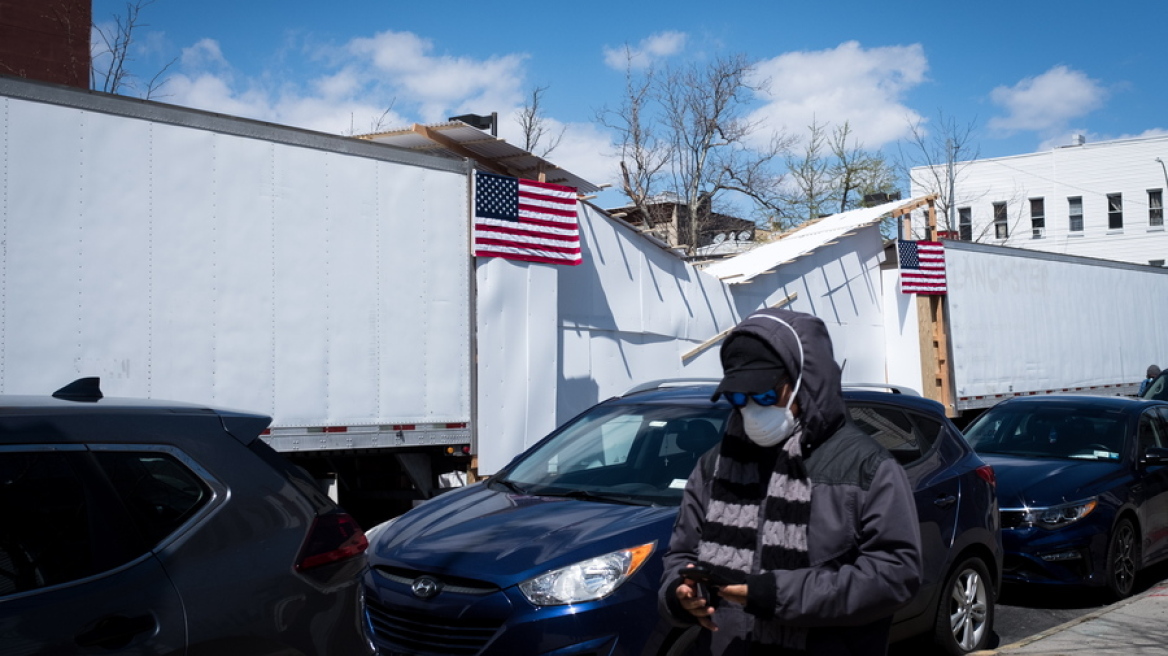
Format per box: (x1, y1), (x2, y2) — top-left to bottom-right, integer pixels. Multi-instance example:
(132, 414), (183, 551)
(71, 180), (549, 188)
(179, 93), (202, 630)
(411, 576), (442, 599)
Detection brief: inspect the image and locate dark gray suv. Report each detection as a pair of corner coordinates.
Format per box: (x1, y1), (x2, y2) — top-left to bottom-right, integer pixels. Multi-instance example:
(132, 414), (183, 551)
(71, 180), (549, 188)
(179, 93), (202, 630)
(0, 378), (375, 655)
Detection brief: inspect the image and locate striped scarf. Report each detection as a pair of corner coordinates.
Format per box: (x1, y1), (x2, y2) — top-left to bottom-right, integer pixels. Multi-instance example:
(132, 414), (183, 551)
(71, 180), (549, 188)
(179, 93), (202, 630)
(696, 423), (812, 649)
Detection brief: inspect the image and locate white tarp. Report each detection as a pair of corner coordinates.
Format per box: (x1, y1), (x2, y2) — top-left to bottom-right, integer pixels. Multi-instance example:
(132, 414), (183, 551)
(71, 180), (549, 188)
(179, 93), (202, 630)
(704, 197), (929, 284)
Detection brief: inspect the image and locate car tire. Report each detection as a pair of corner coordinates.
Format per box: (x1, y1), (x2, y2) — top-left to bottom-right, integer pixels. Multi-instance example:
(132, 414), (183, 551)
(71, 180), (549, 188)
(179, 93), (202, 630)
(1106, 516), (1139, 600)
(933, 556), (994, 655)
(662, 625), (699, 656)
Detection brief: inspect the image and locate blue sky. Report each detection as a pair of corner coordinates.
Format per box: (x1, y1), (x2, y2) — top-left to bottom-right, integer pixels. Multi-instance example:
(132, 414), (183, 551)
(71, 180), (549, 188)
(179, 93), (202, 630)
(91, 0), (1168, 208)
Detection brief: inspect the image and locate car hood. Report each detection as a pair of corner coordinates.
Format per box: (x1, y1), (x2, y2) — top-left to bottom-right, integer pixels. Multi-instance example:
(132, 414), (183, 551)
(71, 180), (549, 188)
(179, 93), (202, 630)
(367, 482), (675, 586)
(981, 454), (1125, 507)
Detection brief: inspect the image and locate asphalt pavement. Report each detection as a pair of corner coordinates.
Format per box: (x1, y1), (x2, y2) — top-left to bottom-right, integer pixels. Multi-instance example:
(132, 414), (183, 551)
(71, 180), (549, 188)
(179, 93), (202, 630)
(973, 579), (1168, 655)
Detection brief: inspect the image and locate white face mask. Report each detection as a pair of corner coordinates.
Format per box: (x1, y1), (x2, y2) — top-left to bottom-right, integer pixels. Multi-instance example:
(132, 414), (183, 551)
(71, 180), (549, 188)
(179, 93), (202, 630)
(736, 313), (805, 448)
(740, 391), (798, 447)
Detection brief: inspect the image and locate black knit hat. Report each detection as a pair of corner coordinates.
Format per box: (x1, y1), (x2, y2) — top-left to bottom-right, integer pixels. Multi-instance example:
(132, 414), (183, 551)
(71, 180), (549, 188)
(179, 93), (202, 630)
(711, 334), (789, 401)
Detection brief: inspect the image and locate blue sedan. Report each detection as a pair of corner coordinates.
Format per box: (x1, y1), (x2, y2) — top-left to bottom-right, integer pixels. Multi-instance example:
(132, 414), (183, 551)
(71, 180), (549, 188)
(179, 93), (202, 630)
(363, 382), (1001, 655)
(963, 395), (1168, 599)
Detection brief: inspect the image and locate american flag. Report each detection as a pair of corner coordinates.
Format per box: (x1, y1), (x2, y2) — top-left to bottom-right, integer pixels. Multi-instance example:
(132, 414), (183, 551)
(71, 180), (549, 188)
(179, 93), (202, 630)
(898, 240), (947, 295)
(473, 171), (582, 266)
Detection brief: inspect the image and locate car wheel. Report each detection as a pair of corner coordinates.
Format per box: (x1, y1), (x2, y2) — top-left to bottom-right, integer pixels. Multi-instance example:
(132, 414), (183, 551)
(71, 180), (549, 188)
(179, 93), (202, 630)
(662, 625), (699, 656)
(1106, 517), (1139, 600)
(933, 556), (994, 655)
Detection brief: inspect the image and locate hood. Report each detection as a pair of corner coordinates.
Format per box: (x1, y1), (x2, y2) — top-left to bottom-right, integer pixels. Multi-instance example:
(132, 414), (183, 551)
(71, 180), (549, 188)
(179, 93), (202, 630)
(367, 482), (674, 586)
(720, 308), (846, 450)
(983, 454), (1126, 508)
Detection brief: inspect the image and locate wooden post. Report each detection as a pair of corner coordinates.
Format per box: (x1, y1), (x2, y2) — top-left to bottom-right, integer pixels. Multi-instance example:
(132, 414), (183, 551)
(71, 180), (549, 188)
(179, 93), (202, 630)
(915, 197), (956, 416)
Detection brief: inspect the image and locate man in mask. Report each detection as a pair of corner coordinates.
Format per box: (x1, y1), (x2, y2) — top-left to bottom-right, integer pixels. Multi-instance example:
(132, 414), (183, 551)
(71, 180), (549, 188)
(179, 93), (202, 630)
(658, 308), (922, 656)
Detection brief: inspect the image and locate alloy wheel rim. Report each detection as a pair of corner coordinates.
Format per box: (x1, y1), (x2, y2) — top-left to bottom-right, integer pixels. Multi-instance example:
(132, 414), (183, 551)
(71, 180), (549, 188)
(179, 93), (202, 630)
(950, 568), (988, 651)
(1113, 524), (1136, 595)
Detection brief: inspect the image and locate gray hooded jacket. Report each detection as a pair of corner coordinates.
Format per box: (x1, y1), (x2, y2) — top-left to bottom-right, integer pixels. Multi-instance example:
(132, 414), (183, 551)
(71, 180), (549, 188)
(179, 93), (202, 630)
(658, 309), (922, 655)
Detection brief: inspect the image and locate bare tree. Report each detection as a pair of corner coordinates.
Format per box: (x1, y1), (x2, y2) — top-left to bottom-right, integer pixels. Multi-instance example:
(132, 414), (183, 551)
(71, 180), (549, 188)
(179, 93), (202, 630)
(781, 120), (900, 231)
(784, 118), (834, 223)
(662, 54), (790, 249)
(517, 85), (565, 158)
(898, 111), (982, 238)
(598, 51), (791, 253)
(91, 0), (175, 98)
(829, 121), (898, 213)
(345, 104), (398, 137)
(595, 51), (670, 233)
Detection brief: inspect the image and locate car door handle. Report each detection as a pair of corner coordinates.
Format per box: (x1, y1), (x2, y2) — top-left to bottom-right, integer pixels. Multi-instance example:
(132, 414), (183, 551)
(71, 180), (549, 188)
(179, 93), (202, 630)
(934, 494), (957, 509)
(75, 614), (157, 649)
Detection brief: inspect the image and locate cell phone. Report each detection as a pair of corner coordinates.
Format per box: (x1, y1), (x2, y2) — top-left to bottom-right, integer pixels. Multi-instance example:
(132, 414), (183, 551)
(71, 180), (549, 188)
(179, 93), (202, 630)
(680, 563), (736, 588)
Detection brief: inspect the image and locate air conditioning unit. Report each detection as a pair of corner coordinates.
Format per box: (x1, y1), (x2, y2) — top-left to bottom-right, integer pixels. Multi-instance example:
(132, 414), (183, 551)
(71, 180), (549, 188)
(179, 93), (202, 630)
(1032, 227), (1045, 239)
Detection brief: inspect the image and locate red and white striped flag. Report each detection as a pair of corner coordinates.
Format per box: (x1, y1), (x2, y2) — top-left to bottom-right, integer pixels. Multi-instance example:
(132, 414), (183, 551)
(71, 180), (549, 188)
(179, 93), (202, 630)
(898, 240), (947, 294)
(473, 171), (582, 265)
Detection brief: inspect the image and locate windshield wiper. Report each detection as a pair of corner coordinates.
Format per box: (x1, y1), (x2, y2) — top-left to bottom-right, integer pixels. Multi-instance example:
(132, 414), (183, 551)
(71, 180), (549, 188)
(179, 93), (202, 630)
(551, 489), (651, 506)
(490, 477), (528, 495)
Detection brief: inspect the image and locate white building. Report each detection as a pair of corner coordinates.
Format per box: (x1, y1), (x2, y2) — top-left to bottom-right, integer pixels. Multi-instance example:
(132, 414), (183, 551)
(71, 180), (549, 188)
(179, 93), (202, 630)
(910, 134), (1168, 266)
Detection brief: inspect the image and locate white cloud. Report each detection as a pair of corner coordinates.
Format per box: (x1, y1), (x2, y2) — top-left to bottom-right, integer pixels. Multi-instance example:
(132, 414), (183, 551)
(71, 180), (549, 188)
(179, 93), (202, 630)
(989, 65), (1106, 135)
(604, 31), (688, 71)
(157, 31), (528, 135)
(349, 30), (528, 123)
(181, 38), (231, 71)
(163, 72), (270, 119)
(747, 41), (927, 151)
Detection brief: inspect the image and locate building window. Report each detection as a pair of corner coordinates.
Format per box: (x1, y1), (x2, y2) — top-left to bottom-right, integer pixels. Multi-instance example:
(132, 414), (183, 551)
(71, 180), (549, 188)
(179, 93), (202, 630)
(993, 202), (1008, 239)
(958, 207), (972, 241)
(1069, 196), (1083, 232)
(1107, 193), (1123, 230)
(1150, 189), (1164, 227)
(1030, 197), (1045, 238)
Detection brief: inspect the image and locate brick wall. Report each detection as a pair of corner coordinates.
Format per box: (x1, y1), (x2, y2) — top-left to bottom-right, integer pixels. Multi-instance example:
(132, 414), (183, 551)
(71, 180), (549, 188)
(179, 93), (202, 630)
(0, 0), (91, 88)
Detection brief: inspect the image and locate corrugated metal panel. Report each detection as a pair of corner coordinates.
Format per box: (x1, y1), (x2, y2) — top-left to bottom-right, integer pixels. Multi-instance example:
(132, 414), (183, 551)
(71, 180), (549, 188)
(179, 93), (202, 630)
(703, 196), (931, 284)
(361, 122), (601, 193)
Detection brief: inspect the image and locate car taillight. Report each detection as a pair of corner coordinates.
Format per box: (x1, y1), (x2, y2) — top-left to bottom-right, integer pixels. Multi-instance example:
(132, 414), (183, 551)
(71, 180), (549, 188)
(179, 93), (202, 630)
(295, 511), (369, 571)
(974, 464), (996, 488)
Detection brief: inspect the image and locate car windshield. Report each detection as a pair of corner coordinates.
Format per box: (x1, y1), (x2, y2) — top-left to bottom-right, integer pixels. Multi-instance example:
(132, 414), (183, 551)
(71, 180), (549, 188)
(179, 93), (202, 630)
(964, 404), (1128, 461)
(498, 402), (730, 507)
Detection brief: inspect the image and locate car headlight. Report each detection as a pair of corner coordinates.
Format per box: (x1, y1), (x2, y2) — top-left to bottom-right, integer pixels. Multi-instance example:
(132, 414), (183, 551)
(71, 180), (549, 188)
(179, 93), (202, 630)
(518, 542), (656, 606)
(1018, 498), (1098, 529)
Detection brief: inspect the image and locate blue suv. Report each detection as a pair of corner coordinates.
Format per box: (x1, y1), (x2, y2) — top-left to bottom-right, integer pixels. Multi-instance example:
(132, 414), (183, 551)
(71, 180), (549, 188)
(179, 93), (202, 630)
(364, 381), (1001, 655)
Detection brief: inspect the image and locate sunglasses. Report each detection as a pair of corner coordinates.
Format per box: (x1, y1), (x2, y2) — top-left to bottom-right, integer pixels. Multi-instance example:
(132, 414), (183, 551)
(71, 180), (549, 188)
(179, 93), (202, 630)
(725, 389), (780, 408)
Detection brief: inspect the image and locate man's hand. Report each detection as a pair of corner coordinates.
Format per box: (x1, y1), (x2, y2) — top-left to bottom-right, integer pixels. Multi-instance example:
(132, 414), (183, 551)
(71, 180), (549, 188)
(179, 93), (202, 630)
(717, 583), (748, 606)
(677, 566), (718, 630)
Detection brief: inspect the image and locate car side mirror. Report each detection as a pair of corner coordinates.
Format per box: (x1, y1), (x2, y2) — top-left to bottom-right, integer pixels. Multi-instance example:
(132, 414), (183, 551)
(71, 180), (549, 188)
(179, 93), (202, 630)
(1142, 446), (1168, 466)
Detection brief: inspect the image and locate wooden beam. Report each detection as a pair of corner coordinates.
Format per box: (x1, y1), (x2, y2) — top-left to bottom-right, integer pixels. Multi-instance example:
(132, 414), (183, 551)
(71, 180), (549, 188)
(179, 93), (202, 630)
(925, 197), (938, 241)
(890, 193), (940, 218)
(681, 293), (798, 363)
(410, 124), (517, 177)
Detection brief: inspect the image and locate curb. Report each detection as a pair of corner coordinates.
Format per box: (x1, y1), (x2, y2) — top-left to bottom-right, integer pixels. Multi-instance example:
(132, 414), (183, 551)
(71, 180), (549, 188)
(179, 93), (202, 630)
(971, 581), (1168, 655)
